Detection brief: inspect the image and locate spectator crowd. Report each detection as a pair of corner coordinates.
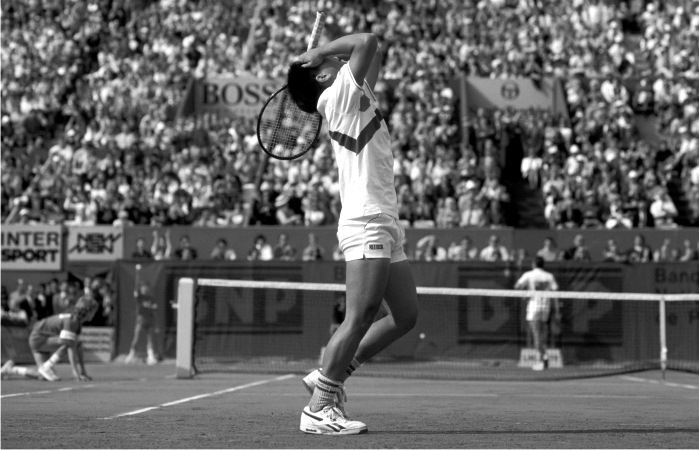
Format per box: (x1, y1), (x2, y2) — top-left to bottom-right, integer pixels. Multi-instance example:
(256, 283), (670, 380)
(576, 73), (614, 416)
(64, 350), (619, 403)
(129, 228), (699, 263)
(1, 276), (115, 330)
(2, 0), (698, 230)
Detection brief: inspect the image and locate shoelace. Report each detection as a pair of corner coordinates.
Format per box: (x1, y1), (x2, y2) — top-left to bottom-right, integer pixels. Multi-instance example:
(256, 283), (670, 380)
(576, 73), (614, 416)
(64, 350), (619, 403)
(324, 406), (346, 422)
(334, 396), (348, 418)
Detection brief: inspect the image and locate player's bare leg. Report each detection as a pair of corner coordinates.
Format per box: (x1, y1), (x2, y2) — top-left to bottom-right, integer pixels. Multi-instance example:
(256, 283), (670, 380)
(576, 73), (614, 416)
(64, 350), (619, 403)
(35, 346), (66, 381)
(354, 260), (418, 362)
(320, 258), (390, 384)
(529, 320), (548, 370)
(146, 328), (159, 365)
(1, 360), (42, 379)
(303, 260), (417, 405)
(302, 258), (390, 435)
(125, 323), (145, 363)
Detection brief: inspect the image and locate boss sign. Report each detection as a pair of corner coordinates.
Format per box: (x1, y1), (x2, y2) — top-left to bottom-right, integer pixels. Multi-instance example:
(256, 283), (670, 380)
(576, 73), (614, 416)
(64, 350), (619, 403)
(1, 225), (63, 271)
(196, 77), (282, 118)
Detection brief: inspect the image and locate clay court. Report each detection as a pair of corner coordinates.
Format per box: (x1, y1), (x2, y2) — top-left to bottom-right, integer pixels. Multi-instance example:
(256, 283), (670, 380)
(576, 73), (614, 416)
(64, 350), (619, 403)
(2, 362), (698, 449)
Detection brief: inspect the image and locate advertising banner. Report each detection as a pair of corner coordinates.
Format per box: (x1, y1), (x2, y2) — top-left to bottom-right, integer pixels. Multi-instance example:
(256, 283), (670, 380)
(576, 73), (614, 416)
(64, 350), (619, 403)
(81, 327), (115, 362)
(457, 264), (625, 345)
(1, 225), (62, 271)
(630, 262), (699, 365)
(179, 76), (283, 119)
(466, 77), (568, 118)
(66, 226), (124, 262)
(0, 325), (34, 364)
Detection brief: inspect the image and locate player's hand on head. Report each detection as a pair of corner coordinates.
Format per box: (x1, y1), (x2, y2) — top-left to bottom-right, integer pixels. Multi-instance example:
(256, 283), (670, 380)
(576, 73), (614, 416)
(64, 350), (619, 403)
(293, 49), (324, 68)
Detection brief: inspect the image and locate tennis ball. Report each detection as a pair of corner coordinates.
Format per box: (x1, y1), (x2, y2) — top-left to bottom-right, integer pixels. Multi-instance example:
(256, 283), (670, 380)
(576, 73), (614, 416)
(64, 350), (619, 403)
(136, 264), (141, 270)
(419, 333), (426, 339)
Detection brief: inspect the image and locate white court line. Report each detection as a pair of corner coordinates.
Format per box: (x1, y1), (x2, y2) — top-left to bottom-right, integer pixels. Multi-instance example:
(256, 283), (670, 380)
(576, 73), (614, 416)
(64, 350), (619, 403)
(620, 375), (699, 390)
(236, 392), (649, 399)
(100, 374), (295, 420)
(1, 385), (96, 399)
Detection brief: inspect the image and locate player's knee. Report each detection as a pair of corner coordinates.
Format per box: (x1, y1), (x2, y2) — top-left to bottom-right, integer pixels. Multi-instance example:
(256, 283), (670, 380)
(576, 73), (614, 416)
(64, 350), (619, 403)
(346, 308), (380, 331)
(395, 309), (418, 334)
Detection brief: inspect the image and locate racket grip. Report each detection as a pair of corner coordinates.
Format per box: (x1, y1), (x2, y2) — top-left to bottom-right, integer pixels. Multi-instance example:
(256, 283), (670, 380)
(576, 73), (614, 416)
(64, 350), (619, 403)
(308, 11), (327, 51)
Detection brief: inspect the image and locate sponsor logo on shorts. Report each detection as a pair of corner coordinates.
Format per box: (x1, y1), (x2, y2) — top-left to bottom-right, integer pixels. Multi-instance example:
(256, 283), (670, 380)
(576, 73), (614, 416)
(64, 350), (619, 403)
(368, 244), (384, 250)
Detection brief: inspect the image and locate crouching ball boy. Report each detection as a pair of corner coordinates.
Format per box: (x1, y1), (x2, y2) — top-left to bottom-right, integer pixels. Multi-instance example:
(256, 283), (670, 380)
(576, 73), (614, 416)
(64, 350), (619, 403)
(1, 297), (99, 382)
(288, 32), (419, 435)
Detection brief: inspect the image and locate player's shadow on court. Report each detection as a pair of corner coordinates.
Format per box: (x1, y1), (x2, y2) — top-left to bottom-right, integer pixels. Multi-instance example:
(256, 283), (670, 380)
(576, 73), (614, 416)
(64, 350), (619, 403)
(373, 428), (699, 435)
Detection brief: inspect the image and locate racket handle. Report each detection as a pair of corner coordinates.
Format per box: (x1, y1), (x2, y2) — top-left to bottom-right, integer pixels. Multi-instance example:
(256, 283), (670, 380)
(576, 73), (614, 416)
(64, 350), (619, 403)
(308, 11), (327, 51)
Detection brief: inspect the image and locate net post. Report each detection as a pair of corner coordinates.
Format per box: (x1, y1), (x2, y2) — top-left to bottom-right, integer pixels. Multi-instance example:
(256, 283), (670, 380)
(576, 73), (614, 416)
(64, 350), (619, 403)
(176, 278), (196, 379)
(659, 297), (667, 380)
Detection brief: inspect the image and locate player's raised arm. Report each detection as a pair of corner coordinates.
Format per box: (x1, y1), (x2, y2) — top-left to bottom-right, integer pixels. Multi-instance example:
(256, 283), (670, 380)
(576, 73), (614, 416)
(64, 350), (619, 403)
(364, 44), (382, 91)
(294, 33), (378, 87)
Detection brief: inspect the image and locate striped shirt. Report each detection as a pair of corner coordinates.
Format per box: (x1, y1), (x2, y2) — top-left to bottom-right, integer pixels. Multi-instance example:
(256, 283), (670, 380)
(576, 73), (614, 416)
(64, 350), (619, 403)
(32, 313), (81, 342)
(317, 64), (398, 220)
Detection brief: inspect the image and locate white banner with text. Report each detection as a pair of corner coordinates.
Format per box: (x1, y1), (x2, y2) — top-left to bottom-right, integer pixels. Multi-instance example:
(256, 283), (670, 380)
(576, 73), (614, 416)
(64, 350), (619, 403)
(67, 226), (124, 262)
(1, 225), (63, 271)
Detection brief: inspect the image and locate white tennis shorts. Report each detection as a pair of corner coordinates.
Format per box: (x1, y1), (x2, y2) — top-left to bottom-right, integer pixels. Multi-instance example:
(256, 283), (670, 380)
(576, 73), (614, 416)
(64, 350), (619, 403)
(526, 297), (551, 322)
(337, 213), (407, 263)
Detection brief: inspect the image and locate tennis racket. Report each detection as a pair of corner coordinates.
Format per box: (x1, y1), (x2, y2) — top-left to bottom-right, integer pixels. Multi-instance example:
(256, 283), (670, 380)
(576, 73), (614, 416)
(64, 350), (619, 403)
(256, 11), (326, 160)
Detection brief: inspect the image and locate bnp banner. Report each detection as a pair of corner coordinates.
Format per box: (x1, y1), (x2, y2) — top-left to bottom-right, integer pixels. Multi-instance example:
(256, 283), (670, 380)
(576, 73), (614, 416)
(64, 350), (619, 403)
(81, 327), (115, 362)
(1, 225), (62, 271)
(178, 76), (283, 119)
(67, 226), (124, 261)
(465, 77), (568, 119)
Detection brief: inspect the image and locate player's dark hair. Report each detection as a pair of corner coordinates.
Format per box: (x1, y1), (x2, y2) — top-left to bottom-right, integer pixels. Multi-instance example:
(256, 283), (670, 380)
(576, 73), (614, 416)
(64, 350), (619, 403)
(287, 63), (323, 114)
(73, 296), (99, 322)
(534, 256), (545, 268)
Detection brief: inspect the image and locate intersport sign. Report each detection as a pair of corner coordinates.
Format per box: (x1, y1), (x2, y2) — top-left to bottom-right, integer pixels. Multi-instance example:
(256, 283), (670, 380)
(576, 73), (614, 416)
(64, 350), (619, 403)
(1, 225), (63, 271)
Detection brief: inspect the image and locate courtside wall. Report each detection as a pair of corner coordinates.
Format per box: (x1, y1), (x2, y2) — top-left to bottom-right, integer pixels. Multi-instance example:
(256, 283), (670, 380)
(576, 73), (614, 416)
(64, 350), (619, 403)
(2, 225), (698, 366)
(117, 260), (698, 366)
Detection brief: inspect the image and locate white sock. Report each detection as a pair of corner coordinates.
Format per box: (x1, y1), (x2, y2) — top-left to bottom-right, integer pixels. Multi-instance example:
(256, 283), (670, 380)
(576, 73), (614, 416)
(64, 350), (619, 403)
(45, 352), (61, 367)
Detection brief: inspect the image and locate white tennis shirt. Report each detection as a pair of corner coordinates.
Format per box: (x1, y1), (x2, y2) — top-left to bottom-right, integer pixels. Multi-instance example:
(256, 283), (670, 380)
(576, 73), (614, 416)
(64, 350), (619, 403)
(317, 64), (398, 220)
(515, 267), (559, 315)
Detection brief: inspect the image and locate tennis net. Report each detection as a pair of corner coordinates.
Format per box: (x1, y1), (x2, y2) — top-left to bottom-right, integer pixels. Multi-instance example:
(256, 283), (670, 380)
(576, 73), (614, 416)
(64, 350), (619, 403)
(175, 278), (699, 380)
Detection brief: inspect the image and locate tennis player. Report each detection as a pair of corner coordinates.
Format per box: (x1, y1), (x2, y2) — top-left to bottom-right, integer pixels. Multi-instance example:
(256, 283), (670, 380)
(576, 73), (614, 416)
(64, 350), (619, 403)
(1, 296), (98, 381)
(514, 256), (560, 371)
(288, 33), (419, 435)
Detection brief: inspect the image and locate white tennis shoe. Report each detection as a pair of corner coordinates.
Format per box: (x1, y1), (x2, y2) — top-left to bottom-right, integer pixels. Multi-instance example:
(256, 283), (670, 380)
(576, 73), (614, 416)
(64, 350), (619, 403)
(300, 405), (367, 435)
(1, 360), (15, 379)
(38, 363), (60, 381)
(302, 369), (347, 414)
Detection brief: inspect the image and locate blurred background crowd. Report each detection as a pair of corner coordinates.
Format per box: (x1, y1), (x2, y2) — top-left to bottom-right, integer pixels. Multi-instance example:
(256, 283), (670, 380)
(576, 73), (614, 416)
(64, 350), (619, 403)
(2, 0), (698, 231)
(3, 227), (697, 329)
(1, 276), (114, 329)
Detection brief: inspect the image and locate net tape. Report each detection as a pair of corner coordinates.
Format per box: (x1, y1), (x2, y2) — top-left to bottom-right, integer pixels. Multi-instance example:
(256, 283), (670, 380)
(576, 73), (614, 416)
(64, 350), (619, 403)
(197, 279), (698, 302)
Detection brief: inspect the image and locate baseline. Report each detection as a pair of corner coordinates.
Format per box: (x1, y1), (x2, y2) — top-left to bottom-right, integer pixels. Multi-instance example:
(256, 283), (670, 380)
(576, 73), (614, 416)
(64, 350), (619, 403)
(99, 374), (294, 420)
(619, 375), (699, 390)
(0, 385), (96, 399)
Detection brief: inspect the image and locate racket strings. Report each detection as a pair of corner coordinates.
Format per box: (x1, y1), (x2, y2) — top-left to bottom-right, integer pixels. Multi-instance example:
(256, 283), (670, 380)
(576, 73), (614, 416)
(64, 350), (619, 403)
(258, 90), (321, 159)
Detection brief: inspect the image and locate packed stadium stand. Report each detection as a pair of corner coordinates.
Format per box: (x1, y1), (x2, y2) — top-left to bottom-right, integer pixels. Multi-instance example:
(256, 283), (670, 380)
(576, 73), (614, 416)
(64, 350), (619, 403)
(1, 0), (698, 231)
